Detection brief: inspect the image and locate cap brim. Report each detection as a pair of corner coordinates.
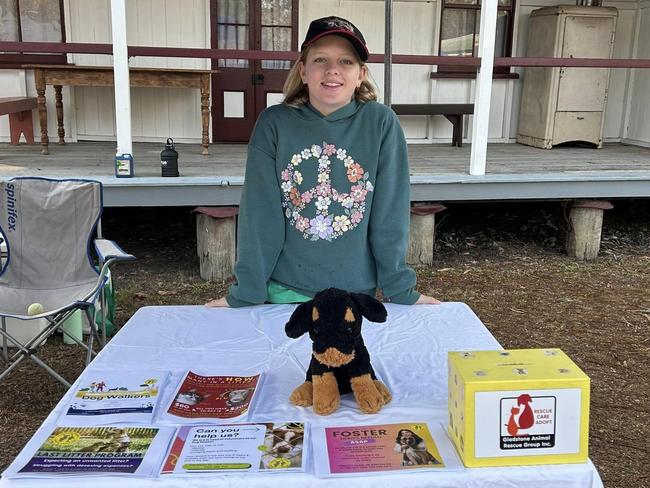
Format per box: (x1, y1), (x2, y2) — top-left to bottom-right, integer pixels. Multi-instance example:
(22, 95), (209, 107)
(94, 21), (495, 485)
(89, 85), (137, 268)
(302, 30), (369, 61)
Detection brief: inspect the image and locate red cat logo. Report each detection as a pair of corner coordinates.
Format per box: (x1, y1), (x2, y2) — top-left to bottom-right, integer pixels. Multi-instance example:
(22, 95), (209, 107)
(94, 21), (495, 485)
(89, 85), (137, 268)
(505, 394), (534, 436)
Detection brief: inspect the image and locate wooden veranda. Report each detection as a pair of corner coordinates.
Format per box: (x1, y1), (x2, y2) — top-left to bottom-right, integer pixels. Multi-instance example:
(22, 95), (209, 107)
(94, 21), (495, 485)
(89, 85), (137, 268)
(1, 141), (649, 206)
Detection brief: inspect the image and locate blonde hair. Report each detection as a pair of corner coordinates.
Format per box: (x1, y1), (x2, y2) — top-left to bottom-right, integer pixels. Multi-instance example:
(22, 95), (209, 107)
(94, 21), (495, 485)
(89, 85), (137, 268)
(283, 44), (379, 107)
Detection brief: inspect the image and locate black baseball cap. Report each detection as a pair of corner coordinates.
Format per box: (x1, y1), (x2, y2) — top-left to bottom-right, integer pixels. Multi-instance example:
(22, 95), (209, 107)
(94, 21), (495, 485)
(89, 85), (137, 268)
(301, 16), (369, 61)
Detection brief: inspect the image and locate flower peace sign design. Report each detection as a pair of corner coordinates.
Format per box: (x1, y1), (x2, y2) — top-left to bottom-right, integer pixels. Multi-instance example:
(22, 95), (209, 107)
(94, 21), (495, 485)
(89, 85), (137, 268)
(281, 142), (374, 241)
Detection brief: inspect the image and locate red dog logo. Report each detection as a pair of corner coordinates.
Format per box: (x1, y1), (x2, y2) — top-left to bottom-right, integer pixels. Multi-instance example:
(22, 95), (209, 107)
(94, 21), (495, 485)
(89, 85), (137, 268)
(505, 394), (534, 436)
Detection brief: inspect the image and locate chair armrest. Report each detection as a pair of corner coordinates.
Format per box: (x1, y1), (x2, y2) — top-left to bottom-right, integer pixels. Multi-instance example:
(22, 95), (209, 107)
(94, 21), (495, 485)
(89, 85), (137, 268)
(84, 240), (135, 306)
(94, 239), (136, 264)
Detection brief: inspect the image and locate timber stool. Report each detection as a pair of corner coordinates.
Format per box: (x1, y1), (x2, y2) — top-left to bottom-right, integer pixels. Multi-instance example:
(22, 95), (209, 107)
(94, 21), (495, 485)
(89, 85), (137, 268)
(407, 202), (446, 266)
(0, 97), (37, 145)
(566, 200), (613, 261)
(194, 206), (238, 282)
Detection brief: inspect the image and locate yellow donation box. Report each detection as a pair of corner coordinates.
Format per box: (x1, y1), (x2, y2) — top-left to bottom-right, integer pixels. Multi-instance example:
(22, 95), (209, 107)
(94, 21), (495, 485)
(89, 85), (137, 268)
(448, 348), (590, 467)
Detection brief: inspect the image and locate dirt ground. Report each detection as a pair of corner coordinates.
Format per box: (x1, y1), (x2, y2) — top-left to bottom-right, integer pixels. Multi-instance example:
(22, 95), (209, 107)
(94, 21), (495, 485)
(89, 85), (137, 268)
(0, 200), (648, 486)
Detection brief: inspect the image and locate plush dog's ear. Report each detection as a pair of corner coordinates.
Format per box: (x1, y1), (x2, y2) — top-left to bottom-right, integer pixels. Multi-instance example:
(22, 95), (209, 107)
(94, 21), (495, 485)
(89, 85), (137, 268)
(350, 293), (387, 323)
(285, 300), (314, 338)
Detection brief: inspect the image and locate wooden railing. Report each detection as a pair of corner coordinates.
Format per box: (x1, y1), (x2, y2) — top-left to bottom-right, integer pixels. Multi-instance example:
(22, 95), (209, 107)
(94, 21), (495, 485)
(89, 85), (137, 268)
(2, 41), (650, 69)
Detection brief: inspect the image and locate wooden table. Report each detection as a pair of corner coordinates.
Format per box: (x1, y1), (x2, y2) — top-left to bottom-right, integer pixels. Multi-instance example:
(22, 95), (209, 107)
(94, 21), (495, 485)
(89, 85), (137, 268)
(23, 65), (214, 155)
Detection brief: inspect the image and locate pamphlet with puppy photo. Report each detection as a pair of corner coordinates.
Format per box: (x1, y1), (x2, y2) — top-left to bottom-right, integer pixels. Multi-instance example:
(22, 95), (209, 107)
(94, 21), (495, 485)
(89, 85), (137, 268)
(312, 421), (463, 477)
(159, 370), (262, 423)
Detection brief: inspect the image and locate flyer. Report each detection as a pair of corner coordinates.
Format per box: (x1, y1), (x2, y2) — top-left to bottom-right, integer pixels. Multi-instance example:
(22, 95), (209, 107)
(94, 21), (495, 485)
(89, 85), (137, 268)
(161, 422), (307, 475)
(312, 422), (462, 477)
(62, 370), (169, 424)
(161, 371), (261, 422)
(5, 426), (174, 477)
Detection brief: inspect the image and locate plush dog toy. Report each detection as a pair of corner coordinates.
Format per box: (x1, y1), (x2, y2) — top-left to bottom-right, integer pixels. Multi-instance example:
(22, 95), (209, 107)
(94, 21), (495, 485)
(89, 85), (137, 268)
(285, 288), (392, 415)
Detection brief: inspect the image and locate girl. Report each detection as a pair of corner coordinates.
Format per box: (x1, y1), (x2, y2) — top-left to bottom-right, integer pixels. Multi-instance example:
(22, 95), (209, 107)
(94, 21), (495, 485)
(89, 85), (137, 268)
(207, 16), (439, 308)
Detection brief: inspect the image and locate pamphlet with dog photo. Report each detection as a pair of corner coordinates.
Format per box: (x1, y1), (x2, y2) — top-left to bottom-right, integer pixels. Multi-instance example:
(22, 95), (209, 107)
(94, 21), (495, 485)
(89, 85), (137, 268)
(160, 370), (262, 423)
(312, 421), (462, 477)
(60, 370), (170, 425)
(3, 425), (175, 478)
(160, 422), (307, 475)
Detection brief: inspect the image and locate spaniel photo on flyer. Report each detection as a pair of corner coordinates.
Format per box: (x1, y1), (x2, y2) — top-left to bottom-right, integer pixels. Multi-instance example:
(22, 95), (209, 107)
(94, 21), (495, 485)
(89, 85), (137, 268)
(394, 429), (441, 466)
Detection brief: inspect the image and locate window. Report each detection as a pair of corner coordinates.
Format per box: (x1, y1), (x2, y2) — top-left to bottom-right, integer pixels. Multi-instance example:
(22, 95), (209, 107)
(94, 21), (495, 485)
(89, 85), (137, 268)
(0, 0), (66, 68)
(216, 0), (250, 68)
(260, 0), (292, 70)
(436, 0), (515, 77)
(215, 0), (293, 70)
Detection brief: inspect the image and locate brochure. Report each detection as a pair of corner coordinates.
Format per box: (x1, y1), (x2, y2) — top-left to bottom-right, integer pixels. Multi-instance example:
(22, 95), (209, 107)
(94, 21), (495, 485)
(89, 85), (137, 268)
(312, 421), (463, 477)
(161, 371), (261, 422)
(5, 425), (174, 478)
(161, 422), (307, 475)
(61, 370), (169, 424)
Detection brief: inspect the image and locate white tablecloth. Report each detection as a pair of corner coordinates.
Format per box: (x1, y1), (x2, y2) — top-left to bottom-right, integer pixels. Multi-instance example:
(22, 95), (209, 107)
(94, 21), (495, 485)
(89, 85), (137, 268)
(0, 302), (603, 487)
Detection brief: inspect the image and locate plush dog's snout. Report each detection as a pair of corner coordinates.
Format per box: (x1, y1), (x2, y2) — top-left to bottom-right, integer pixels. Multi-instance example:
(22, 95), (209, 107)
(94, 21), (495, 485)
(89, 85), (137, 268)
(312, 329), (357, 360)
(313, 347), (356, 367)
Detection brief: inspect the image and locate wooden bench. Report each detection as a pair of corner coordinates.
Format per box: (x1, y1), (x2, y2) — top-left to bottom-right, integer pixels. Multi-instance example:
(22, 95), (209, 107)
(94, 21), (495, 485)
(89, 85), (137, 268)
(391, 104), (474, 147)
(0, 96), (37, 145)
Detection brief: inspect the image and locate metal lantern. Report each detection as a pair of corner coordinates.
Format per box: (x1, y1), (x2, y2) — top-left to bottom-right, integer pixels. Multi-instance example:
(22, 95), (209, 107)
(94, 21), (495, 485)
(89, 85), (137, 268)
(160, 138), (179, 177)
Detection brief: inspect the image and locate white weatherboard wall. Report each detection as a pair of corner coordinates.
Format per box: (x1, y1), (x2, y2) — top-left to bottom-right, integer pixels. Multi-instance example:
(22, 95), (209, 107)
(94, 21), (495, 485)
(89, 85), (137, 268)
(0, 0), (209, 144)
(0, 70), (27, 141)
(2, 0), (648, 145)
(625, 0), (650, 146)
(602, 1), (638, 141)
(67, 0), (210, 143)
(0, 69), (76, 144)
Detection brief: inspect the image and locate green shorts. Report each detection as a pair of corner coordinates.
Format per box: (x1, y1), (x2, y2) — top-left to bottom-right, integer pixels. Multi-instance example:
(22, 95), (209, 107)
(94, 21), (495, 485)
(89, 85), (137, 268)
(266, 280), (311, 304)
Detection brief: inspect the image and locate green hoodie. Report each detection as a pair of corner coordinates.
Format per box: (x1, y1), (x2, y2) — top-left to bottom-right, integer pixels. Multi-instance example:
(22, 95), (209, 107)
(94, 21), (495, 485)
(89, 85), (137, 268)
(226, 100), (420, 307)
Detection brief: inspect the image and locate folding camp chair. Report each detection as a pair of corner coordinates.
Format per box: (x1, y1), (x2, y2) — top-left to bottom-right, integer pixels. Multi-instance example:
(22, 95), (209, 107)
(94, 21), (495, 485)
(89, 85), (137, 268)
(0, 177), (135, 388)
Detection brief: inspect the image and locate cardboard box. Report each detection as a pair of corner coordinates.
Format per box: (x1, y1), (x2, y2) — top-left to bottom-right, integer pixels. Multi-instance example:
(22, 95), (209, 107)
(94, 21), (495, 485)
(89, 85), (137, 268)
(448, 348), (590, 467)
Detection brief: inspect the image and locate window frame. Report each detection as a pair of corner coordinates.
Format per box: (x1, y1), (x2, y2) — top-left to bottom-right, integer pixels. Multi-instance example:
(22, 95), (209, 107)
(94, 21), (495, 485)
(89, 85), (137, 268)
(0, 0), (67, 69)
(435, 0), (516, 78)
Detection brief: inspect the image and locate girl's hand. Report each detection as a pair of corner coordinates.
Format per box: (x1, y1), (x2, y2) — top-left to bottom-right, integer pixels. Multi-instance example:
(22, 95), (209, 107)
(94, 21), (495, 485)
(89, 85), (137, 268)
(205, 297), (230, 307)
(415, 294), (441, 305)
